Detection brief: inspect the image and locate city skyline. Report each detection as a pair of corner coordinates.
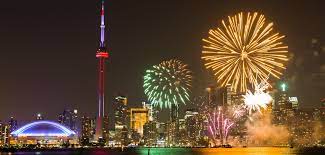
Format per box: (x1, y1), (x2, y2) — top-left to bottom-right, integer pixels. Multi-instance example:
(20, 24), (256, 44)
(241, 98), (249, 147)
(0, 0), (324, 121)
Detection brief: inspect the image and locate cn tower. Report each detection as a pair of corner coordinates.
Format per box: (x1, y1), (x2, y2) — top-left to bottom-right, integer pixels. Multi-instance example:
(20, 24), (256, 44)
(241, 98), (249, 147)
(95, 0), (108, 141)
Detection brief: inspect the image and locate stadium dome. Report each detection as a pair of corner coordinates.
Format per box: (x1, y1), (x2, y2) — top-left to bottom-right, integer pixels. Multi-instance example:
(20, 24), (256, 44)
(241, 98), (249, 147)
(11, 120), (76, 137)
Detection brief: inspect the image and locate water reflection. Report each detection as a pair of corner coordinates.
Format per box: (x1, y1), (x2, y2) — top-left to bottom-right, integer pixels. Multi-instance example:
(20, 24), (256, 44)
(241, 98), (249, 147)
(136, 147), (297, 155)
(193, 147), (297, 155)
(137, 148), (192, 155)
(1, 147), (321, 155)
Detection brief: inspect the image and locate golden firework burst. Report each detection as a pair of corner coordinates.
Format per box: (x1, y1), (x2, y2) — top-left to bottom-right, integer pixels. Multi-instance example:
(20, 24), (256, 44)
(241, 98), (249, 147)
(202, 12), (288, 92)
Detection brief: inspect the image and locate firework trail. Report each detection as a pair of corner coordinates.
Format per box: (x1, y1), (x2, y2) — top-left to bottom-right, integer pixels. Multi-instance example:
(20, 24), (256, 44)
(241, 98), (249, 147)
(208, 107), (234, 145)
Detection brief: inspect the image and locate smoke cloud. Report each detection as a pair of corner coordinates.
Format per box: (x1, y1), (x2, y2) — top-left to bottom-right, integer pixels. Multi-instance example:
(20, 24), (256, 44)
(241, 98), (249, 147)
(246, 113), (289, 146)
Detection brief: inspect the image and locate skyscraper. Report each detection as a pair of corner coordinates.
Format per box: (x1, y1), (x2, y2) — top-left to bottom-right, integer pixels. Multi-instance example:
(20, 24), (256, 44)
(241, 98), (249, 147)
(114, 96), (128, 129)
(143, 121), (158, 146)
(8, 117), (18, 132)
(130, 108), (149, 135)
(289, 97), (299, 110)
(170, 104), (179, 122)
(143, 101), (156, 121)
(0, 121), (10, 145)
(277, 82), (290, 110)
(184, 109), (199, 146)
(215, 86), (233, 107)
(102, 115), (110, 144)
(80, 116), (96, 145)
(95, 0), (109, 141)
(206, 86), (217, 108)
(168, 104), (180, 146)
(58, 109), (78, 132)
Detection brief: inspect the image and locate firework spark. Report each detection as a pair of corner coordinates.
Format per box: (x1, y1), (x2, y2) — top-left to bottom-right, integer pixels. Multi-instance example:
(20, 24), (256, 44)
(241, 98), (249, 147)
(143, 59), (192, 109)
(208, 107), (234, 145)
(232, 105), (246, 119)
(202, 12), (288, 92)
(243, 80), (272, 114)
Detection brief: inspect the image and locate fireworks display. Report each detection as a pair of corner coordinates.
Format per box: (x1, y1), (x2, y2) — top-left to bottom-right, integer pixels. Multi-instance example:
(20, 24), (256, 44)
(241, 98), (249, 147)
(232, 105), (246, 119)
(202, 12), (288, 92)
(208, 107), (234, 145)
(144, 59), (192, 109)
(243, 80), (273, 114)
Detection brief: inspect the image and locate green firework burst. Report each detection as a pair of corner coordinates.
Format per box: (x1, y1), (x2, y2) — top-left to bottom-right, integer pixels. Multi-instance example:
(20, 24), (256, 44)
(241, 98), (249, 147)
(144, 59), (192, 109)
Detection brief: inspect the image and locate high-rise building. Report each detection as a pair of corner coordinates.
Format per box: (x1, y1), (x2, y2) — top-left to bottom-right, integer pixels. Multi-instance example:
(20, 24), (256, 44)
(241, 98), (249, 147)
(95, 0), (109, 141)
(114, 95), (128, 129)
(121, 127), (130, 146)
(166, 120), (181, 146)
(102, 115), (110, 144)
(143, 121), (158, 146)
(206, 86), (217, 108)
(113, 126), (129, 147)
(58, 109), (78, 132)
(113, 96), (128, 146)
(168, 104), (180, 146)
(184, 109), (199, 146)
(178, 119), (188, 146)
(143, 102), (158, 121)
(130, 107), (149, 135)
(0, 121), (10, 145)
(179, 119), (186, 131)
(277, 82), (290, 110)
(170, 104), (179, 123)
(156, 122), (167, 147)
(80, 116), (95, 145)
(289, 97), (299, 110)
(8, 117), (18, 132)
(215, 85), (233, 107)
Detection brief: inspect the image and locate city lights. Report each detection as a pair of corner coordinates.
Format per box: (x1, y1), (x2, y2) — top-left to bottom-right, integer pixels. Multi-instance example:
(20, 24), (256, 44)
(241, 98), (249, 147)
(281, 83), (287, 92)
(0, 0), (323, 152)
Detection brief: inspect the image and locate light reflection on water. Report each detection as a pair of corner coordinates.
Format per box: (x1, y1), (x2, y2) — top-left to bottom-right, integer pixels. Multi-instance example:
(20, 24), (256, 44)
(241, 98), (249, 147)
(194, 147), (297, 155)
(137, 147), (298, 155)
(0, 147), (313, 155)
(137, 148), (192, 155)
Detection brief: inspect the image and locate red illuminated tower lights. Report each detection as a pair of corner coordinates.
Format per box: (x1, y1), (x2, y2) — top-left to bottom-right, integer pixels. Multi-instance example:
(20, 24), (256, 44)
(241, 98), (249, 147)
(95, 0), (109, 141)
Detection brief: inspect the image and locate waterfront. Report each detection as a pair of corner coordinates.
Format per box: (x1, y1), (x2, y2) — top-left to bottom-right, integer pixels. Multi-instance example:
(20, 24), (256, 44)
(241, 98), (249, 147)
(0, 147), (324, 155)
(0, 0), (324, 153)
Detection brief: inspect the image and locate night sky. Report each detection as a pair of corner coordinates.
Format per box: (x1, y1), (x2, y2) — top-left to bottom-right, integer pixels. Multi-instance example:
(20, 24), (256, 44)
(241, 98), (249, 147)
(0, 0), (324, 121)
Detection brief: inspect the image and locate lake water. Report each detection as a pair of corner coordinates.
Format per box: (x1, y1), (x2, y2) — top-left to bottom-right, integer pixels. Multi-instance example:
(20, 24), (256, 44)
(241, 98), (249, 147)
(0, 147), (323, 155)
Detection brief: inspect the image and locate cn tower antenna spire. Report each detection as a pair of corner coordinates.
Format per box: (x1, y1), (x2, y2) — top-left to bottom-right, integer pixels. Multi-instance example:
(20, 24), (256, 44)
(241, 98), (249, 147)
(100, 0), (105, 48)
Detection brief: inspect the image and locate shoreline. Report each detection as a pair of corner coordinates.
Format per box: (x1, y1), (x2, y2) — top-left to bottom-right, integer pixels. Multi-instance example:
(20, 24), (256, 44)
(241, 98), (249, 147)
(1, 146), (324, 153)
